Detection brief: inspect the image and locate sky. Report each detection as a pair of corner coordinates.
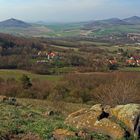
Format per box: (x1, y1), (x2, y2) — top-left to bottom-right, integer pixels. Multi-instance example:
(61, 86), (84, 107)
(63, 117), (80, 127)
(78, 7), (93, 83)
(0, 0), (140, 23)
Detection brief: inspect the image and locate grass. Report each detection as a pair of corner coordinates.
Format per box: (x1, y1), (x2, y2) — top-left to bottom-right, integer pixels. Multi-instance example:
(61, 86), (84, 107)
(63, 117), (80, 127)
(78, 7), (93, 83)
(51, 45), (79, 51)
(120, 67), (140, 72)
(0, 98), (136, 140)
(90, 25), (140, 37)
(50, 67), (76, 74)
(98, 44), (140, 52)
(0, 98), (89, 139)
(1, 24), (140, 38)
(0, 69), (61, 81)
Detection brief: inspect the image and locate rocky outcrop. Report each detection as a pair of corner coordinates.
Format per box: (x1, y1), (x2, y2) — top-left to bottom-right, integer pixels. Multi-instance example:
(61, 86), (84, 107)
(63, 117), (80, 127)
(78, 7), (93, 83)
(65, 104), (140, 139)
(110, 104), (140, 137)
(0, 95), (8, 102)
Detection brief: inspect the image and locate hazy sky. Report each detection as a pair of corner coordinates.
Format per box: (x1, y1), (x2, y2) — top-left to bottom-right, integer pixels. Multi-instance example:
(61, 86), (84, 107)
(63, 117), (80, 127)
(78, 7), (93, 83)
(0, 0), (140, 22)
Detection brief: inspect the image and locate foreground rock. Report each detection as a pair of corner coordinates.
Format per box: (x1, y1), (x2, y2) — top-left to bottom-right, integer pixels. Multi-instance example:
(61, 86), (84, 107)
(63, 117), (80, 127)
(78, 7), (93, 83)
(0, 96), (17, 105)
(110, 104), (140, 137)
(52, 129), (75, 140)
(52, 129), (92, 140)
(0, 95), (8, 102)
(65, 104), (140, 139)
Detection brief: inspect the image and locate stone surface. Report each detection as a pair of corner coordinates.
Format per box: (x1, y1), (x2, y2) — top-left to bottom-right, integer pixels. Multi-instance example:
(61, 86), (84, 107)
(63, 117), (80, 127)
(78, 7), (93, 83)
(0, 95), (8, 102)
(110, 104), (140, 136)
(65, 105), (103, 130)
(93, 118), (125, 139)
(65, 104), (140, 139)
(52, 129), (75, 140)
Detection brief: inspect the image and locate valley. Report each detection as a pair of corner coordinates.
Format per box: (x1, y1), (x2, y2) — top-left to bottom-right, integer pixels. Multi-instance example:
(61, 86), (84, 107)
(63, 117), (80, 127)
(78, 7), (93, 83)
(0, 16), (140, 38)
(0, 16), (140, 140)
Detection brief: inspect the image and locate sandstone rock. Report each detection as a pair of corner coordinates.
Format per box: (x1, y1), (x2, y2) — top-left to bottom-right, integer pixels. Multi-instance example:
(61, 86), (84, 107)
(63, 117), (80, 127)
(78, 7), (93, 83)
(52, 129), (75, 140)
(65, 104), (140, 139)
(8, 97), (17, 105)
(90, 104), (103, 112)
(65, 104), (125, 139)
(65, 106), (102, 130)
(110, 104), (140, 136)
(0, 95), (8, 102)
(93, 118), (125, 139)
(66, 108), (88, 119)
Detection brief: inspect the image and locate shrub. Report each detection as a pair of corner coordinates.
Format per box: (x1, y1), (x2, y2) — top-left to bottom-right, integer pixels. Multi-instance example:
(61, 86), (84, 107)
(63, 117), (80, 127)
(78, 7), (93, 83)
(20, 75), (32, 89)
(93, 78), (140, 106)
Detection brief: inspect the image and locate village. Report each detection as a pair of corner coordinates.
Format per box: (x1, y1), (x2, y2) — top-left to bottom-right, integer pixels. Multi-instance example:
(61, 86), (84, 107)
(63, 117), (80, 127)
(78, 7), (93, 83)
(108, 55), (140, 68)
(36, 51), (58, 63)
(36, 49), (140, 70)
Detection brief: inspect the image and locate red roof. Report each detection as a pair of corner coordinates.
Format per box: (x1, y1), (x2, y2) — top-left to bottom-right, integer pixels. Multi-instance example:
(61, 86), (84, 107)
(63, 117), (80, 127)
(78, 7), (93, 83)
(132, 56), (140, 60)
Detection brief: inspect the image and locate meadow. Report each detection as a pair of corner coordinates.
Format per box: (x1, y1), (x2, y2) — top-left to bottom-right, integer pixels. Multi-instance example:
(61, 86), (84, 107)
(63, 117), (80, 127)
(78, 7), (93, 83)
(0, 98), (90, 140)
(0, 69), (61, 81)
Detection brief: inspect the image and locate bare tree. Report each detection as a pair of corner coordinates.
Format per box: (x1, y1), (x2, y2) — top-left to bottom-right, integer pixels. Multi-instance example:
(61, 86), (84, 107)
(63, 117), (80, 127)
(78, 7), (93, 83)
(93, 79), (139, 106)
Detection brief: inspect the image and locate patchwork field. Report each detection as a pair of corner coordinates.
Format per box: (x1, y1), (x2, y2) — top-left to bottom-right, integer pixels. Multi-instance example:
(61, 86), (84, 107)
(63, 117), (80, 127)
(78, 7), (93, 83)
(0, 70), (61, 81)
(1, 22), (140, 38)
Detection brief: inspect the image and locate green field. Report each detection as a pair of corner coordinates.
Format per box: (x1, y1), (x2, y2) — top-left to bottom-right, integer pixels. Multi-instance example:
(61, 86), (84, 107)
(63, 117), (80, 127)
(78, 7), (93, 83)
(120, 67), (140, 72)
(0, 70), (61, 81)
(0, 98), (89, 139)
(1, 23), (140, 38)
(91, 25), (140, 37)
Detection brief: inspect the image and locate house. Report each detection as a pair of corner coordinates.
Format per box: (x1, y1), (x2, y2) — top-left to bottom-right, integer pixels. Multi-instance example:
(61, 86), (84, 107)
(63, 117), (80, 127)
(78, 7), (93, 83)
(47, 52), (56, 60)
(127, 33), (140, 41)
(37, 51), (57, 60)
(126, 56), (140, 66)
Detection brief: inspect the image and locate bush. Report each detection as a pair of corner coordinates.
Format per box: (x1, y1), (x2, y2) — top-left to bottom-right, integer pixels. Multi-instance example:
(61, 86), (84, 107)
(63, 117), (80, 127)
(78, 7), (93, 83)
(20, 75), (32, 89)
(93, 79), (140, 106)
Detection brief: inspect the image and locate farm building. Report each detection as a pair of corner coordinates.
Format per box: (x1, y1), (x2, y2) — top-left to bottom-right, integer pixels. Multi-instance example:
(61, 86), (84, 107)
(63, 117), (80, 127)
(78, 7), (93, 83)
(36, 51), (57, 63)
(127, 33), (140, 41)
(37, 51), (57, 60)
(47, 52), (56, 60)
(126, 56), (140, 66)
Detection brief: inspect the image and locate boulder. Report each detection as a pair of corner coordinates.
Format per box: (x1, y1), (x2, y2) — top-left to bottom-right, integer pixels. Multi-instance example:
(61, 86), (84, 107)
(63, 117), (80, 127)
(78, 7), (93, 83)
(0, 95), (8, 102)
(65, 104), (140, 139)
(65, 105), (103, 130)
(8, 97), (17, 105)
(93, 118), (125, 139)
(110, 104), (140, 136)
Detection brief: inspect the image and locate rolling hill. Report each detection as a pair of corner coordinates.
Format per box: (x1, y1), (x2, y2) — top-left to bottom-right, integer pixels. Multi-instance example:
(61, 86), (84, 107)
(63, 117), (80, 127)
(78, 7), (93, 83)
(85, 18), (130, 28)
(123, 16), (140, 25)
(85, 16), (140, 29)
(0, 18), (31, 28)
(0, 16), (140, 38)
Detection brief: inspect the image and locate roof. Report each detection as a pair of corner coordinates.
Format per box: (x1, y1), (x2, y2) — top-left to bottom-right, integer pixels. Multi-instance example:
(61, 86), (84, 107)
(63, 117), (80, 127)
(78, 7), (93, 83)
(132, 56), (140, 59)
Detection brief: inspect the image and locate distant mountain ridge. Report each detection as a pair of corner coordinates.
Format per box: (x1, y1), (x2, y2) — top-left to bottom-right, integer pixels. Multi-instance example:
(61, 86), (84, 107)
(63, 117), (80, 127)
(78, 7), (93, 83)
(0, 18), (31, 28)
(85, 16), (140, 28)
(0, 16), (139, 37)
(123, 16), (140, 24)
